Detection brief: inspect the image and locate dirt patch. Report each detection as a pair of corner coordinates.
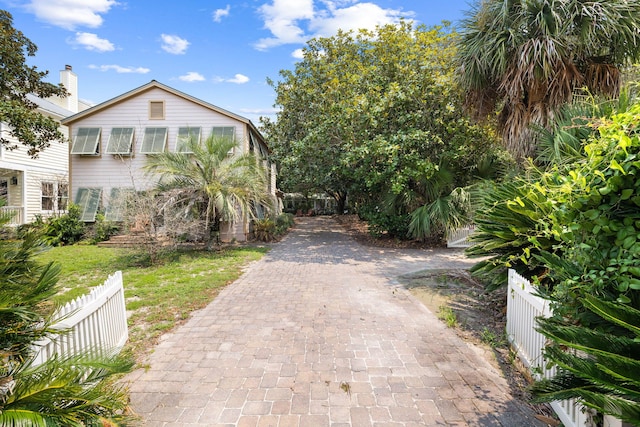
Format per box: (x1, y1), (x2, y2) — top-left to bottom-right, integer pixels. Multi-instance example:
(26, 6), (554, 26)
(333, 214), (444, 249)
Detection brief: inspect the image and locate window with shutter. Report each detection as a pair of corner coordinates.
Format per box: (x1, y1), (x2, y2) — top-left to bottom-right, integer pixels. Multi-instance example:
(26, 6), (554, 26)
(104, 187), (133, 222)
(140, 127), (168, 153)
(175, 127), (201, 153)
(105, 127), (135, 154)
(71, 127), (101, 155)
(211, 126), (236, 155)
(75, 187), (102, 222)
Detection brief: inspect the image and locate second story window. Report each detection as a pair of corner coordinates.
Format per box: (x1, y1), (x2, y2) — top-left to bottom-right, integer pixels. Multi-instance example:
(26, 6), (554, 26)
(71, 127), (101, 155)
(140, 127), (168, 154)
(105, 127), (135, 155)
(176, 127), (202, 153)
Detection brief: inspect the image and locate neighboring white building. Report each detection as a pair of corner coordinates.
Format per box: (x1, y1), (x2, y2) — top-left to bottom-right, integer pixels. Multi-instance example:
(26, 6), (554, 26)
(0, 65), (87, 224)
(61, 80), (278, 241)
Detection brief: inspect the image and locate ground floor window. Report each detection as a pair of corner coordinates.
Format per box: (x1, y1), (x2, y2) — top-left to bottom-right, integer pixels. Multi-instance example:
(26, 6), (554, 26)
(41, 180), (69, 212)
(0, 180), (7, 202)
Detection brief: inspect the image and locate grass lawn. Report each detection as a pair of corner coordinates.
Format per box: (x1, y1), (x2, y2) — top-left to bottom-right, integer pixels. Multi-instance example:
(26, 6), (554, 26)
(38, 244), (269, 360)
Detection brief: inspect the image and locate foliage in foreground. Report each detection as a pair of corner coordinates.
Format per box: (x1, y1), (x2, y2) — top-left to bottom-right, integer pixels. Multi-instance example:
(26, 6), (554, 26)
(468, 94), (640, 420)
(0, 214), (134, 425)
(532, 295), (640, 425)
(144, 135), (273, 248)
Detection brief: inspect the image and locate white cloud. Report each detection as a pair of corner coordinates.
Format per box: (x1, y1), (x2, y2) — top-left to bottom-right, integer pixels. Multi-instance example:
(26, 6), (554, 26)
(254, 0), (314, 50)
(27, 0), (117, 30)
(310, 2), (411, 36)
(179, 72), (206, 82)
(291, 48), (304, 59)
(214, 74), (250, 84)
(160, 34), (190, 55)
(254, 0), (413, 50)
(213, 5), (231, 22)
(88, 64), (150, 74)
(71, 32), (115, 52)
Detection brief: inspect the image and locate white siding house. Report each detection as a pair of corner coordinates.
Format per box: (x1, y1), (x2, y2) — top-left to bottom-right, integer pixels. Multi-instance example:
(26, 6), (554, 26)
(61, 80), (278, 241)
(0, 66), (84, 224)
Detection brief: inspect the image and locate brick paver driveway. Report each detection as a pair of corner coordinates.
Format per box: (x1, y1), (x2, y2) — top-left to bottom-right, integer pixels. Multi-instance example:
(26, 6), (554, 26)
(126, 217), (542, 426)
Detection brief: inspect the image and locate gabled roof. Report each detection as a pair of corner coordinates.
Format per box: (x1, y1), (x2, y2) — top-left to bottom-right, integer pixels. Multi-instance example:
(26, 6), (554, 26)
(61, 80), (267, 146)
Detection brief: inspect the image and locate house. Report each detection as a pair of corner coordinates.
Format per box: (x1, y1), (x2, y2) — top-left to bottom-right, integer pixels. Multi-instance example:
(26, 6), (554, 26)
(61, 80), (278, 242)
(0, 65), (88, 225)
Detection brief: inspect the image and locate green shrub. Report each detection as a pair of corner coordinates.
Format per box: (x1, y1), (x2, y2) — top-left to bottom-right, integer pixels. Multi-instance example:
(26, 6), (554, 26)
(366, 211), (411, 239)
(275, 212), (295, 234)
(254, 218), (276, 242)
(87, 213), (120, 244)
(41, 204), (85, 246)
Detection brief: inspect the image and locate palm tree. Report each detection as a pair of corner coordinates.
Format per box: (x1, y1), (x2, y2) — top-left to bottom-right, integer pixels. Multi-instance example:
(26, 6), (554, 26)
(457, 0), (640, 161)
(144, 134), (273, 247)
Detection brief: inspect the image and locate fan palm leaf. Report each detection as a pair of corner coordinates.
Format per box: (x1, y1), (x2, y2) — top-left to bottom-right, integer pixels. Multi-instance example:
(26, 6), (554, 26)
(458, 0), (640, 161)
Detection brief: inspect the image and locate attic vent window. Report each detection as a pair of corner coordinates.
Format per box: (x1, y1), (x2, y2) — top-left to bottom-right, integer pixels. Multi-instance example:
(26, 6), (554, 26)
(149, 101), (165, 119)
(71, 127), (101, 155)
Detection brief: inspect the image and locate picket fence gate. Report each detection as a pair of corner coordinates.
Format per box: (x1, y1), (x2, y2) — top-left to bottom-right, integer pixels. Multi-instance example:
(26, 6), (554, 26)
(446, 225), (475, 248)
(32, 271), (129, 365)
(506, 269), (625, 427)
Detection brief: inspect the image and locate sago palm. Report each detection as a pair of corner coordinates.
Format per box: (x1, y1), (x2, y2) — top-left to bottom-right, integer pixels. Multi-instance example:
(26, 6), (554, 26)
(0, 354), (134, 426)
(0, 211), (134, 425)
(144, 135), (273, 246)
(532, 294), (640, 425)
(457, 0), (640, 161)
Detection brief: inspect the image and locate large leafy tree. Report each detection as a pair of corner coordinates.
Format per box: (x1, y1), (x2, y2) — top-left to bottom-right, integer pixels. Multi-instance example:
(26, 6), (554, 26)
(144, 135), (273, 248)
(0, 10), (68, 157)
(264, 21), (499, 235)
(457, 0), (640, 161)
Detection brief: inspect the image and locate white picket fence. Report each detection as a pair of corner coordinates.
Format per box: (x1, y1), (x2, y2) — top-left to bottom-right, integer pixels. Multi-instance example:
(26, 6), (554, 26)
(507, 269), (625, 427)
(32, 271), (129, 365)
(447, 225), (475, 248)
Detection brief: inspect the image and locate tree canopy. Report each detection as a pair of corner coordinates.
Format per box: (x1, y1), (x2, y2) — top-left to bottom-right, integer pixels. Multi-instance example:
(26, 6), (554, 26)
(0, 10), (68, 157)
(263, 21), (500, 234)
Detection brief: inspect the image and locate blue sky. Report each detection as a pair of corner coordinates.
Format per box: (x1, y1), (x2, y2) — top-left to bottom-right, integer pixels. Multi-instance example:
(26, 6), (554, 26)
(3, 0), (474, 124)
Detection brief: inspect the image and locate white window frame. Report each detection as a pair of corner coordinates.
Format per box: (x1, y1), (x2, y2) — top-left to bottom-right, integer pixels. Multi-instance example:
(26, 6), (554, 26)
(41, 181), (68, 212)
(71, 127), (101, 155)
(105, 127), (135, 155)
(140, 127), (168, 154)
(175, 127), (202, 153)
(57, 182), (68, 211)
